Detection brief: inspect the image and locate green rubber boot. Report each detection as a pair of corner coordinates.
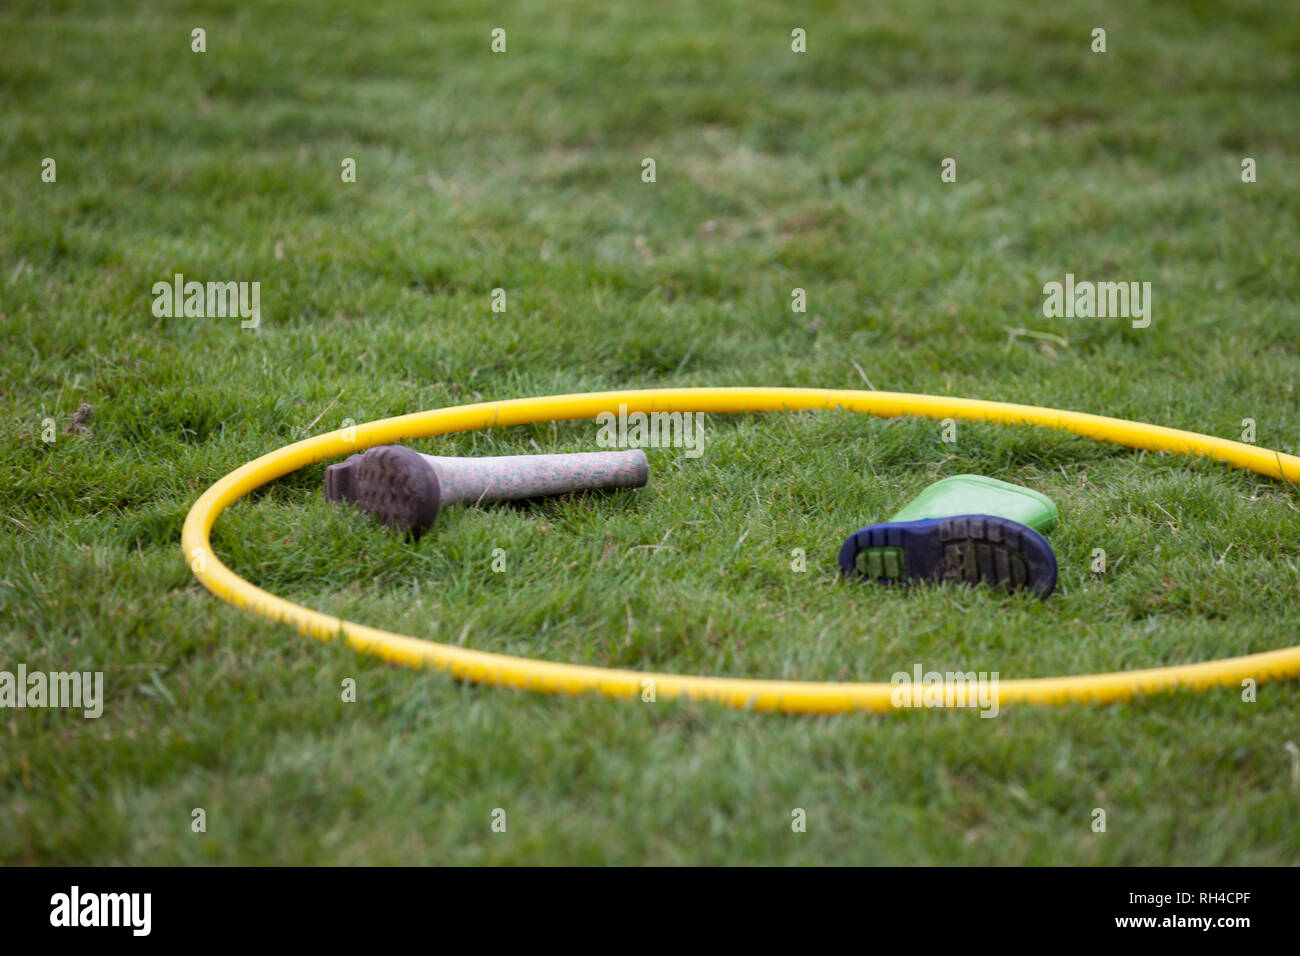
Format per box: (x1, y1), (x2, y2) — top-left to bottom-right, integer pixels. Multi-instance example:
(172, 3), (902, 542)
(838, 475), (1059, 597)
(889, 474), (1057, 533)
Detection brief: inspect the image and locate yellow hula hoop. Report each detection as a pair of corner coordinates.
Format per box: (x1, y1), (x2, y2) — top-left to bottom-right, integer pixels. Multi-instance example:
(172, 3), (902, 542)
(181, 387), (1300, 714)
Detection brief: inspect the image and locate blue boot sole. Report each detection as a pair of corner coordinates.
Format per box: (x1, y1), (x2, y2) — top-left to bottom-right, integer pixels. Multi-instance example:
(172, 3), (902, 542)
(838, 515), (1057, 598)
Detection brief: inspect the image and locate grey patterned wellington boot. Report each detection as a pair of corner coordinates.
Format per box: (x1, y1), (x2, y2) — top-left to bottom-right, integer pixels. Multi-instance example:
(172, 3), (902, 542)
(325, 445), (649, 536)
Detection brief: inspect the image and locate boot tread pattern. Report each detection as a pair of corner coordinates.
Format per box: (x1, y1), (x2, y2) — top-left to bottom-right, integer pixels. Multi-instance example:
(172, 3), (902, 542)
(937, 517), (1029, 588)
(353, 446), (436, 534)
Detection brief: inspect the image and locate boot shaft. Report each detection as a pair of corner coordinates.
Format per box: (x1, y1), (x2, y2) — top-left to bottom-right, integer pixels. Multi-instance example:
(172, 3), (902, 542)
(889, 474), (1058, 534)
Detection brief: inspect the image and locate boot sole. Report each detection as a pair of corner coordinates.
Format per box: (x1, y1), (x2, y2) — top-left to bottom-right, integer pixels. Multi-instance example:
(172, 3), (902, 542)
(838, 515), (1056, 598)
(324, 446), (440, 535)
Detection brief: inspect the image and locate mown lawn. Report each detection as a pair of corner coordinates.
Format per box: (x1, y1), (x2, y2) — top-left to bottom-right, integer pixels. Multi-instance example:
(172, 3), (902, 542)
(1, 0), (1298, 864)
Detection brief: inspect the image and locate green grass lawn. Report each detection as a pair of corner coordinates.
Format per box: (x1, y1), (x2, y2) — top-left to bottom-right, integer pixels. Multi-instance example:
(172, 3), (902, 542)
(2, 0), (1299, 864)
